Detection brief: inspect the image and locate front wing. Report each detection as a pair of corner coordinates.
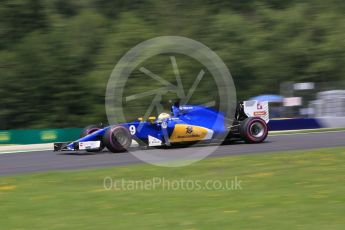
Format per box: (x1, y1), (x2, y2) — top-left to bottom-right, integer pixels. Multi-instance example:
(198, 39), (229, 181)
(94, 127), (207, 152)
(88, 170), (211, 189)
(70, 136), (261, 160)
(54, 141), (101, 151)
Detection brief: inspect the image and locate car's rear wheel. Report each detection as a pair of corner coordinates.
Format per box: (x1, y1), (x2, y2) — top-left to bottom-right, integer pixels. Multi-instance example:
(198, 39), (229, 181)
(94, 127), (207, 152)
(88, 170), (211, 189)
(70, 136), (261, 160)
(240, 117), (268, 143)
(103, 126), (132, 153)
(80, 125), (105, 152)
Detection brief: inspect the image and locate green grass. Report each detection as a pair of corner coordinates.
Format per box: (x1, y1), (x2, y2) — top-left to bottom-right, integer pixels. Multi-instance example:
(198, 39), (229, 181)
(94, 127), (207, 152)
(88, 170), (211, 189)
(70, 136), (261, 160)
(1, 147), (344, 230)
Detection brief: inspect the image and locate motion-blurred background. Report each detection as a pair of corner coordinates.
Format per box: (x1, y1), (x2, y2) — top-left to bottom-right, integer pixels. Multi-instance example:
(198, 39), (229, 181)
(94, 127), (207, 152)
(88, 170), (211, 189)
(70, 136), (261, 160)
(1, 0), (345, 131)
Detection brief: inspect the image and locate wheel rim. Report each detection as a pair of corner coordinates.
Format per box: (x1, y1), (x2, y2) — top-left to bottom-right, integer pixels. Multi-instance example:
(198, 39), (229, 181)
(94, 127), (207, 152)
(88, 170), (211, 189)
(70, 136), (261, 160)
(250, 122), (265, 138)
(113, 131), (128, 146)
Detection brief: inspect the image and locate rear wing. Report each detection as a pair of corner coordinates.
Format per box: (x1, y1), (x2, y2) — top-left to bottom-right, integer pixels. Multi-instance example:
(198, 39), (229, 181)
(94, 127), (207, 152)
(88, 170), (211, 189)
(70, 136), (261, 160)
(243, 101), (269, 123)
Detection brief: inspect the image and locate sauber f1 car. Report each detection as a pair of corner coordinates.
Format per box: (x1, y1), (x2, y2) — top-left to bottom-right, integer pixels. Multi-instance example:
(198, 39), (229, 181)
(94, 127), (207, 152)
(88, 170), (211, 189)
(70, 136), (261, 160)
(54, 101), (269, 153)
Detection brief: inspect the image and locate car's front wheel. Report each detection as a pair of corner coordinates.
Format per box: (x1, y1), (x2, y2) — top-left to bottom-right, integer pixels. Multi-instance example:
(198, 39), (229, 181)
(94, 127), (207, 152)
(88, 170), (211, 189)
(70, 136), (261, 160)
(103, 126), (132, 153)
(240, 117), (268, 143)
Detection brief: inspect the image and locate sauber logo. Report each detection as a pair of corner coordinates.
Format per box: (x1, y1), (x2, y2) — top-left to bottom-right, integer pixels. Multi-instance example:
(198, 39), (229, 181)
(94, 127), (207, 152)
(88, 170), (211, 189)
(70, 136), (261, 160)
(186, 126), (193, 134)
(254, 111), (267, 116)
(180, 106), (194, 110)
(148, 135), (162, 146)
(257, 103), (263, 110)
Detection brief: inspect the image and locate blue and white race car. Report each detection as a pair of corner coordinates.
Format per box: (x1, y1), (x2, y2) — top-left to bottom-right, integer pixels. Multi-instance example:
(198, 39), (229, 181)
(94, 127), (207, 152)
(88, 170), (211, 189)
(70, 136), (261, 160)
(54, 101), (269, 153)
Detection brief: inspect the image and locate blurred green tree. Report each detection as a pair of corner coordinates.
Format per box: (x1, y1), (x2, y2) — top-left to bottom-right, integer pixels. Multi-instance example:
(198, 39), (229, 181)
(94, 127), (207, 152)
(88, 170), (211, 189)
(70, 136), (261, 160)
(0, 0), (344, 129)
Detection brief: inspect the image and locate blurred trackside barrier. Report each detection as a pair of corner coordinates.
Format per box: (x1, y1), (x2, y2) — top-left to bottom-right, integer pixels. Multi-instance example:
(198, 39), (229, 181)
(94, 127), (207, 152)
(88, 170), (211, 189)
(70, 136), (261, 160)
(268, 118), (322, 131)
(0, 128), (82, 145)
(269, 117), (345, 131)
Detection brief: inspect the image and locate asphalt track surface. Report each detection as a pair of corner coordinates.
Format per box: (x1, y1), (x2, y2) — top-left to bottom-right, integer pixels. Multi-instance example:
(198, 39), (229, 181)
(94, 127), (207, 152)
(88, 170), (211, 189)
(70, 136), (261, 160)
(0, 131), (344, 176)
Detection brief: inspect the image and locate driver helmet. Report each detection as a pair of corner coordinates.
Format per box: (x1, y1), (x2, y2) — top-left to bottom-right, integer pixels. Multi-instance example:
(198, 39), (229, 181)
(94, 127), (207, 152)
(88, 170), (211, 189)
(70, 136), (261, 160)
(157, 112), (171, 122)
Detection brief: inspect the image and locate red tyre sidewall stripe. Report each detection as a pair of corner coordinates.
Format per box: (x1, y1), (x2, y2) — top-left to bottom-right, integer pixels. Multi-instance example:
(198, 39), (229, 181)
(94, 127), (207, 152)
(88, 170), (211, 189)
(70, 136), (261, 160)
(87, 128), (99, 135)
(246, 119), (267, 142)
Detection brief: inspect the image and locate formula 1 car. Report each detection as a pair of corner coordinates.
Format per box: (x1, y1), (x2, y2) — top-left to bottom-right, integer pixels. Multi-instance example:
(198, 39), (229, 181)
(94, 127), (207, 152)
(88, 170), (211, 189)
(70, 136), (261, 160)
(54, 101), (269, 153)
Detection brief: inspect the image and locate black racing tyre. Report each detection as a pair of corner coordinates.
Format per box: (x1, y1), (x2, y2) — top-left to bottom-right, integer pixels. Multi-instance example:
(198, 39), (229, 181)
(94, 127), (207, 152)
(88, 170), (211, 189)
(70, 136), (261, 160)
(80, 124), (105, 152)
(103, 126), (132, 153)
(239, 117), (268, 143)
